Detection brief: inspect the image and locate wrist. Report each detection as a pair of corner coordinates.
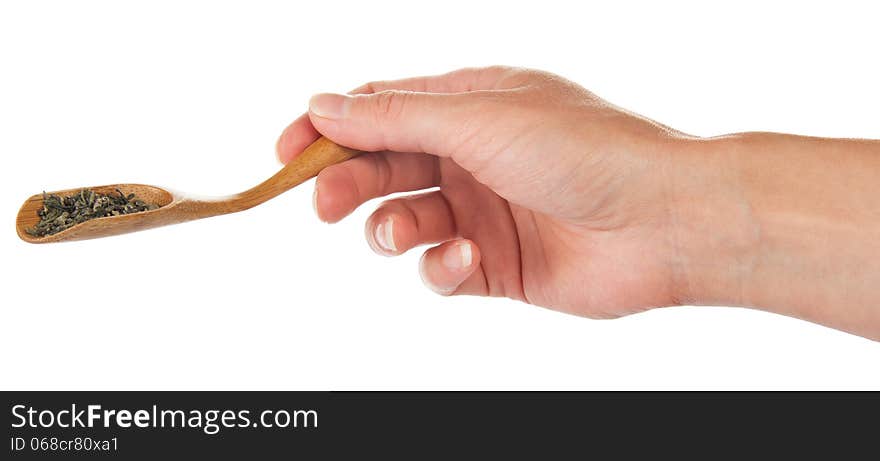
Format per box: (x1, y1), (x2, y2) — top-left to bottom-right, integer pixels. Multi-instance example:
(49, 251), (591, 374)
(668, 133), (880, 339)
(666, 135), (761, 307)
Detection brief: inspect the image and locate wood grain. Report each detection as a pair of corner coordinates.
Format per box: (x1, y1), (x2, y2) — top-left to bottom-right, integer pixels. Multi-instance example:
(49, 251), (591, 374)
(16, 136), (360, 243)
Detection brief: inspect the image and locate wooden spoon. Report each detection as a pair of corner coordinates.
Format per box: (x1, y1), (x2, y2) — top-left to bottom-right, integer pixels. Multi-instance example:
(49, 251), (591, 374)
(16, 137), (359, 244)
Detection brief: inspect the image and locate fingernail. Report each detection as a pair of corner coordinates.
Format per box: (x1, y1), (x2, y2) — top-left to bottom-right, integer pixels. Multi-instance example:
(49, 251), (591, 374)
(309, 93), (348, 120)
(275, 125), (289, 163)
(374, 216), (396, 253)
(312, 187), (320, 220)
(275, 135), (285, 163)
(442, 241), (472, 271)
(419, 253), (455, 295)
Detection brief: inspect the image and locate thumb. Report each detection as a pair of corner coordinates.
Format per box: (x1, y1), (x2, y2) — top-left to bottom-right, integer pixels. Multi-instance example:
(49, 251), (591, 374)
(308, 91), (477, 155)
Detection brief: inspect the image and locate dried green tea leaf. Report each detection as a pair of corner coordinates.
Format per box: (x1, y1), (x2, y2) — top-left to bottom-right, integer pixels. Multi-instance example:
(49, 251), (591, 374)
(26, 189), (160, 237)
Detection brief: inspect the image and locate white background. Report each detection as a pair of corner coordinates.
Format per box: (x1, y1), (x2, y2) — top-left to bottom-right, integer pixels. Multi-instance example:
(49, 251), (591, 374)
(1, 1), (878, 390)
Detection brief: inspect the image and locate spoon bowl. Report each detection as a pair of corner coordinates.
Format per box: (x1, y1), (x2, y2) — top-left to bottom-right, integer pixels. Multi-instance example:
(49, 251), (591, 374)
(16, 184), (176, 243)
(16, 137), (359, 244)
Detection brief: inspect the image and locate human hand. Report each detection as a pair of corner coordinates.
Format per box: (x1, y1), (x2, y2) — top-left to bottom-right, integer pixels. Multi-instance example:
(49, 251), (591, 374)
(276, 66), (880, 339)
(276, 66), (692, 318)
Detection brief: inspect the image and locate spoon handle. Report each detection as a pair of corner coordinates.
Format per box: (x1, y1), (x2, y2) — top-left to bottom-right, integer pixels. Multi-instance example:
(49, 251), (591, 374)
(275, 136), (361, 189)
(230, 137), (360, 210)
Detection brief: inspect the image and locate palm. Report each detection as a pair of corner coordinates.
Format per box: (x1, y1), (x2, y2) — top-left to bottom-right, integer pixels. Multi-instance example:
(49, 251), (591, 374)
(437, 158), (674, 318)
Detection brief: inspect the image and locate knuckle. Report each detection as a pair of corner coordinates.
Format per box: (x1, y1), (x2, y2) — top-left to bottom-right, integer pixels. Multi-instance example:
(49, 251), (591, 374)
(369, 90), (410, 122)
(447, 65), (527, 90)
(447, 66), (483, 81)
(490, 66), (533, 88)
(349, 82), (373, 94)
(366, 153), (393, 197)
(361, 81), (383, 94)
(483, 64), (519, 77)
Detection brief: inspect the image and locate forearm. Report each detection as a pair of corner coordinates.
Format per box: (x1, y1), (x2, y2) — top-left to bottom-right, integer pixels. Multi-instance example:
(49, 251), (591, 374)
(672, 133), (880, 340)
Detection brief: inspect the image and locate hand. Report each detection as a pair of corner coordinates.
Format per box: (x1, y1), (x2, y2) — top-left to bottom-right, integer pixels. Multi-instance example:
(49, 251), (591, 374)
(277, 66), (880, 340)
(276, 66), (691, 318)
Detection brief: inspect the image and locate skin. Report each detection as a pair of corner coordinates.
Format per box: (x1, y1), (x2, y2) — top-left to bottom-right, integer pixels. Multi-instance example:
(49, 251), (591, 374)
(276, 66), (880, 341)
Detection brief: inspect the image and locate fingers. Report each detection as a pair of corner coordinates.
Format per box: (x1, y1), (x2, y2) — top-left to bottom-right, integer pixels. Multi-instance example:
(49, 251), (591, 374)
(314, 152), (440, 223)
(276, 113), (320, 164)
(308, 90), (482, 155)
(275, 66), (519, 164)
(361, 194), (487, 296)
(364, 191), (456, 256)
(419, 239), (487, 296)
